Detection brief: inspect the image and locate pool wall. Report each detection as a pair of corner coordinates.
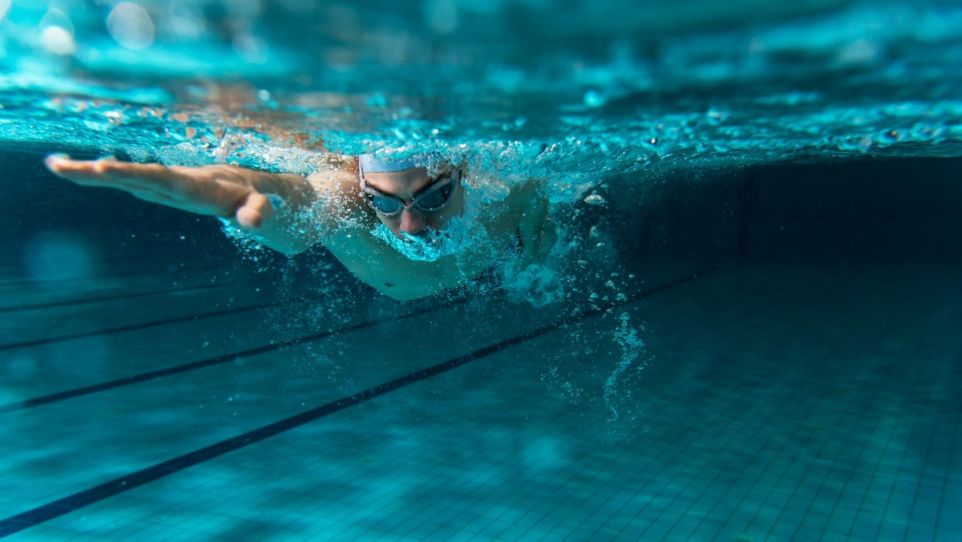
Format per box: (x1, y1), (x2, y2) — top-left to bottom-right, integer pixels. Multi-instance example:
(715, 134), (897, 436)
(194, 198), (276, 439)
(608, 156), (962, 271)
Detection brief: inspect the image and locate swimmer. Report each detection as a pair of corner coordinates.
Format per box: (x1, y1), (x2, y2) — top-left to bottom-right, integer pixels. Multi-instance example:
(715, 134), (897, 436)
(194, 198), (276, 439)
(45, 153), (557, 300)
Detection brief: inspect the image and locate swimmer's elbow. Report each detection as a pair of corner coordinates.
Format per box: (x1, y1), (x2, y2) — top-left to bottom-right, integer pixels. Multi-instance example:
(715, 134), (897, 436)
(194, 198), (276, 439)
(380, 291), (418, 302)
(274, 245), (309, 258)
(372, 281), (443, 302)
(376, 286), (426, 302)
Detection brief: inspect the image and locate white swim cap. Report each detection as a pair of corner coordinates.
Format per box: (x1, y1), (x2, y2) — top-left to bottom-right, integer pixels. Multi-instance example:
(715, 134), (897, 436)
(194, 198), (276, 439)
(358, 154), (422, 173)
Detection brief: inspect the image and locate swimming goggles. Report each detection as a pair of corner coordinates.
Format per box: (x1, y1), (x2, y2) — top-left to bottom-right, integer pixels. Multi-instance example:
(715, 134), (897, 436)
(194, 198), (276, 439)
(359, 168), (460, 218)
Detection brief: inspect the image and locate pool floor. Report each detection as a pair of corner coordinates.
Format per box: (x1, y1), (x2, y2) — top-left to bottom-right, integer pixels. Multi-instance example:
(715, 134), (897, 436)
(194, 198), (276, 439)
(0, 262), (960, 541)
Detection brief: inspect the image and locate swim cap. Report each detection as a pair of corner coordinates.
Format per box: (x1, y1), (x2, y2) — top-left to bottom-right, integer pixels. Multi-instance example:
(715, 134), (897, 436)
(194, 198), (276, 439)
(358, 154), (421, 173)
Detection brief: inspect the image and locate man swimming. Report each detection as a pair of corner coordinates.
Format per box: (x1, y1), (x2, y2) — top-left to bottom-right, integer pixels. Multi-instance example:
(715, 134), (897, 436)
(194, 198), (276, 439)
(45, 153), (556, 300)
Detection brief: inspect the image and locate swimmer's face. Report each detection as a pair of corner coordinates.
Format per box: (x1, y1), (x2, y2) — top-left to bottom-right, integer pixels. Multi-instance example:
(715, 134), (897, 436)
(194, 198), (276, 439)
(361, 166), (464, 238)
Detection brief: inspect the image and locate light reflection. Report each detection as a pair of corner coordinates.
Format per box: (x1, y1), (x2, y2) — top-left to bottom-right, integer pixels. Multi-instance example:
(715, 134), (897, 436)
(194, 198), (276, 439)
(39, 7), (76, 56)
(23, 231), (99, 283)
(40, 24), (75, 55)
(106, 2), (155, 50)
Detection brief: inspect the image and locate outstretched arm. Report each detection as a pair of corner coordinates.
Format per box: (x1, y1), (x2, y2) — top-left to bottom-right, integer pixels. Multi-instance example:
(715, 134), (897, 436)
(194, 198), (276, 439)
(45, 156), (361, 255)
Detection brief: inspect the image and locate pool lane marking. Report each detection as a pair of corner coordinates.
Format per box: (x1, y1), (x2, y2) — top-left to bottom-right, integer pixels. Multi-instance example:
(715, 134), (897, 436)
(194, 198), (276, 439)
(0, 286), (342, 352)
(0, 295), (463, 414)
(0, 282), (230, 314)
(0, 269), (288, 313)
(0, 263), (228, 289)
(0, 266), (719, 537)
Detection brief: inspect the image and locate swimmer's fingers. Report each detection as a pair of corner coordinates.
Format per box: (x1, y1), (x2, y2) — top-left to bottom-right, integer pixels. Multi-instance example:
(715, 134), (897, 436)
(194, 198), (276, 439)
(46, 157), (194, 209)
(45, 156), (112, 187)
(234, 191), (274, 229)
(45, 156), (256, 216)
(45, 156), (188, 192)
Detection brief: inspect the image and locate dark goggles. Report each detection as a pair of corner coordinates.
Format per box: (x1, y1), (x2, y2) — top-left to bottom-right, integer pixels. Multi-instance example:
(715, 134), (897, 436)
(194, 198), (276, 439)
(359, 169), (460, 218)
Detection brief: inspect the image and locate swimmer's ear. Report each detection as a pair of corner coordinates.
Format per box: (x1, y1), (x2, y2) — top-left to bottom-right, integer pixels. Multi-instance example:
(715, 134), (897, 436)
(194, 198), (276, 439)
(235, 192), (274, 229)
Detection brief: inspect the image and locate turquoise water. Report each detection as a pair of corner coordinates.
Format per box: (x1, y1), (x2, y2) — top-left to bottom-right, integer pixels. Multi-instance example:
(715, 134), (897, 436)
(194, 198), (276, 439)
(1, 1), (962, 540)
(2, 0), (961, 177)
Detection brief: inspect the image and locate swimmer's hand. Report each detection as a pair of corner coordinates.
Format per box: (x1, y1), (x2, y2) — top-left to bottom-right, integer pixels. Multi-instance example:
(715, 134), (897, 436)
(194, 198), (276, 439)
(43, 155), (349, 255)
(45, 155), (281, 229)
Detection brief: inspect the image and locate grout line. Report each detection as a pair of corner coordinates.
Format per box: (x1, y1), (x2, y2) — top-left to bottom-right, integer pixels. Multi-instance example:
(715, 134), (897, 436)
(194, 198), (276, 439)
(678, 366), (831, 541)
(0, 264), (227, 289)
(0, 267), (720, 538)
(594, 367), (796, 541)
(0, 267), (303, 313)
(810, 373), (897, 540)
(868, 356), (935, 542)
(899, 391), (947, 542)
(842, 383), (914, 539)
(0, 295), (449, 413)
(767, 356), (914, 541)
(785, 362), (896, 541)
(640, 358), (827, 541)
(0, 286), (324, 352)
(0, 281), (233, 313)
(479, 323), (748, 541)
(931, 351), (962, 542)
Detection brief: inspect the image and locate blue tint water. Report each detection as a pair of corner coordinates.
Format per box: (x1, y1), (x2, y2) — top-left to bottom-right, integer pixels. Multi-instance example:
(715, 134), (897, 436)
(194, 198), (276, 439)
(1, 0), (960, 185)
(1, 3), (962, 541)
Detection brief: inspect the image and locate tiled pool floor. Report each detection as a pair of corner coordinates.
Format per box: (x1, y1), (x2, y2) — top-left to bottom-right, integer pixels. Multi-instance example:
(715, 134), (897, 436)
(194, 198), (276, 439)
(1, 263), (960, 541)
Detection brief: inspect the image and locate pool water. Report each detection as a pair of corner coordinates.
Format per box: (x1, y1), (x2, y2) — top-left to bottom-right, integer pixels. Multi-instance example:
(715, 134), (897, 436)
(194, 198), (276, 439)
(1, 231), (960, 540)
(2, 0), (962, 540)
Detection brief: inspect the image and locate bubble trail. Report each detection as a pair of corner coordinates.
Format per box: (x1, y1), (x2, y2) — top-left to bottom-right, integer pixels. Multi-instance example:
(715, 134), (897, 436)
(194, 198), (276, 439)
(603, 312), (646, 421)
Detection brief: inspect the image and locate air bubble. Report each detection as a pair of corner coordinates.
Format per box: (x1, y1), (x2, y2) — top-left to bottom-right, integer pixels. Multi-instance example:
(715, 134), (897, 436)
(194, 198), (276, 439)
(584, 90), (606, 108)
(584, 194), (606, 206)
(878, 129), (901, 145)
(40, 26), (75, 55)
(106, 2), (156, 50)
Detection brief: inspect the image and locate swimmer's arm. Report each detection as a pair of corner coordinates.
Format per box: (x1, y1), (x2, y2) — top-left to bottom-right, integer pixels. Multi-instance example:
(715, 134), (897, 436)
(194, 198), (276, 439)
(45, 156), (360, 256)
(511, 181), (557, 265)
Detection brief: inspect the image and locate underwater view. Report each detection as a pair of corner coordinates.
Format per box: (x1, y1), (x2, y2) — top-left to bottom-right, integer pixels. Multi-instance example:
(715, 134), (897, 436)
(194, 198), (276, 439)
(1, 0), (961, 540)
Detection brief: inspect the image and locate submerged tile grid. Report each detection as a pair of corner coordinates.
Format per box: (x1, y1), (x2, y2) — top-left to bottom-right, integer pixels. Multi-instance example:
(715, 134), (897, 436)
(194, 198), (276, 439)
(934, 393), (962, 541)
(597, 345), (830, 536)
(759, 361), (916, 540)
(847, 321), (962, 542)
(0, 274), (724, 540)
(3, 264), (962, 541)
(0, 289), (538, 523)
(659, 372), (838, 540)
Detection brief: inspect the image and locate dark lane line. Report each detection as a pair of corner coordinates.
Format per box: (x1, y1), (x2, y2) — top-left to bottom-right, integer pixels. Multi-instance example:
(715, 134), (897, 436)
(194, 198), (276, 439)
(0, 286), (327, 352)
(0, 282), (233, 313)
(0, 297), (462, 414)
(0, 269), (290, 313)
(0, 267), (718, 537)
(0, 264), (226, 289)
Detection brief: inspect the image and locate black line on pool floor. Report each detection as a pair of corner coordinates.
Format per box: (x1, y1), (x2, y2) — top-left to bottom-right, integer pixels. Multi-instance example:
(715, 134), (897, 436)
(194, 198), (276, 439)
(0, 263), (226, 289)
(0, 282), (232, 313)
(0, 268), (718, 537)
(0, 296), (465, 414)
(0, 269), (286, 313)
(0, 288), (327, 352)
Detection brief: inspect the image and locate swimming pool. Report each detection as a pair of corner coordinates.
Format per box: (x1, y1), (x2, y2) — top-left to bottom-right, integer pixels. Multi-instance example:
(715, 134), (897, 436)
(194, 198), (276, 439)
(2, 1), (961, 540)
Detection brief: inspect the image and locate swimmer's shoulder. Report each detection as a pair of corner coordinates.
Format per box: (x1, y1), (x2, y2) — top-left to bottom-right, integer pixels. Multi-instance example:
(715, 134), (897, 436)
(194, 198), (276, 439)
(305, 168), (360, 198)
(295, 156), (378, 241)
(307, 155), (364, 211)
(304, 155), (360, 197)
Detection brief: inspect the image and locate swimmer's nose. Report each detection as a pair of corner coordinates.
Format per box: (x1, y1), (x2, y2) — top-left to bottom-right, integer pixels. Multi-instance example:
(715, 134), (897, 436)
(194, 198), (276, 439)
(398, 208), (427, 235)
